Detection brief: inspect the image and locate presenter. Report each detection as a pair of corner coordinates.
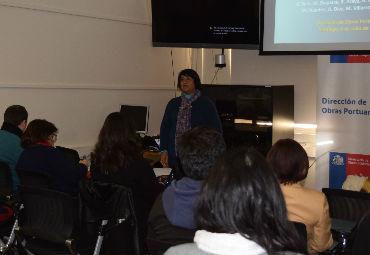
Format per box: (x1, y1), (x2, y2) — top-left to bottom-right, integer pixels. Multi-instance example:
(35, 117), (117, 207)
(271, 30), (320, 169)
(159, 69), (222, 179)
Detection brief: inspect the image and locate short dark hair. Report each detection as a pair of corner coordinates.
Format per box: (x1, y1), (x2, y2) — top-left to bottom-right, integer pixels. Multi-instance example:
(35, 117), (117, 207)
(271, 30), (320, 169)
(177, 126), (225, 180)
(21, 119), (57, 147)
(4, 105), (28, 126)
(177, 69), (201, 91)
(266, 138), (309, 184)
(195, 147), (306, 254)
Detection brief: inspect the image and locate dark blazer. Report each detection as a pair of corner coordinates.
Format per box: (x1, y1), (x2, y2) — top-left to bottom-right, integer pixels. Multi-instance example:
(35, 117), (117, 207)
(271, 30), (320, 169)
(160, 95), (222, 167)
(17, 144), (87, 196)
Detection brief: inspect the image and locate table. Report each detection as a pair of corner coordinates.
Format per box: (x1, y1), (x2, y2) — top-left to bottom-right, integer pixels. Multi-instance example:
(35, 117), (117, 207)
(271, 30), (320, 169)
(153, 168), (171, 177)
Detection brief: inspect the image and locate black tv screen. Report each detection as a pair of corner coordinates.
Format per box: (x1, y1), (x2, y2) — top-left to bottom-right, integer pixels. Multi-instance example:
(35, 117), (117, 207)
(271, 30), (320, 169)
(151, 0), (260, 49)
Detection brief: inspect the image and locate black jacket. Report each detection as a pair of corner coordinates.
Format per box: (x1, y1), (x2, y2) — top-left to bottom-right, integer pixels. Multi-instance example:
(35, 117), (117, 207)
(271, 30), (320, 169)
(91, 156), (165, 253)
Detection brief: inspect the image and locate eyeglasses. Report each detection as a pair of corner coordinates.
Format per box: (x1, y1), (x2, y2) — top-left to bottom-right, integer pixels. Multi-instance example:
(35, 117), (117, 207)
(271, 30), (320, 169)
(51, 133), (58, 143)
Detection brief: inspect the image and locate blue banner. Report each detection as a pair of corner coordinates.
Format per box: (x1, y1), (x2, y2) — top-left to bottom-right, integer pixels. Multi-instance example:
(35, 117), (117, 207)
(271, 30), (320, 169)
(329, 152), (347, 189)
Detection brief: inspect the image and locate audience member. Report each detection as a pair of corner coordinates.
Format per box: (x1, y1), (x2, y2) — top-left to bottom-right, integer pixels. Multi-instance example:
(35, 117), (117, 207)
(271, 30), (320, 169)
(16, 119), (88, 196)
(266, 138), (333, 254)
(159, 69), (222, 179)
(165, 147), (306, 255)
(0, 105), (28, 192)
(147, 126), (226, 254)
(90, 112), (165, 253)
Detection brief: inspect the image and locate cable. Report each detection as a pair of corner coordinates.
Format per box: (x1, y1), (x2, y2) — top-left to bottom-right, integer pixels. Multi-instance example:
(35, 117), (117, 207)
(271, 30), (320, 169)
(211, 67), (220, 84)
(308, 148), (337, 170)
(308, 158), (316, 170)
(170, 49), (176, 97)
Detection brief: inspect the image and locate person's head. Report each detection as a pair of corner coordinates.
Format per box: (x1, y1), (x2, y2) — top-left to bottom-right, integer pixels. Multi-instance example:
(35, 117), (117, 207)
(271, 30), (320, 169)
(3, 105), (28, 132)
(266, 138), (309, 185)
(195, 147), (306, 254)
(92, 112), (141, 174)
(177, 69), (201, 95)
(177, 126), (225, 180)
(21, 119), (58, 147)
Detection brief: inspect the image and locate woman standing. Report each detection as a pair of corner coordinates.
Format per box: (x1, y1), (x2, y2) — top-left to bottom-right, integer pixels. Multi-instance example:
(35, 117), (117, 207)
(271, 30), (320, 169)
(160, 69), (222, 177)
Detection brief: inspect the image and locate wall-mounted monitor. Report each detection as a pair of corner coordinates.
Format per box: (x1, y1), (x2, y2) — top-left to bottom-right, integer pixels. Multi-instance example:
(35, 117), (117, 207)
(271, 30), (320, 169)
(120, 105), (149, 134)
(260, 0), (370, 55)
(151, 0), (260, 49)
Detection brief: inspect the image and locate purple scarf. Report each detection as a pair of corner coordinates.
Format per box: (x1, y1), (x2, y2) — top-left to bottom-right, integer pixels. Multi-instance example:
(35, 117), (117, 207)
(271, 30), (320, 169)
(175, 89), (201, 154)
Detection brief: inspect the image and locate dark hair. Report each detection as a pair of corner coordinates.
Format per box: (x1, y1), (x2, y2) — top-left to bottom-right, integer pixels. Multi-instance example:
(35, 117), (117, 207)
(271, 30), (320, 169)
(177, 69), (201, 91)
(266, 138), (309, 184)
(21, 119), (57, 147)
(177, 126), (225, 180)
(4, 105), (28, 126)
(195, 147), (306, 254)
(91, 112), (142, 175)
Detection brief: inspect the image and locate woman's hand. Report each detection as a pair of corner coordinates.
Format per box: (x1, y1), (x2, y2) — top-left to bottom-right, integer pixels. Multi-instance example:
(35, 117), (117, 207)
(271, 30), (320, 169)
(160, 152), (169, 168)
(79, 159), (89, 167)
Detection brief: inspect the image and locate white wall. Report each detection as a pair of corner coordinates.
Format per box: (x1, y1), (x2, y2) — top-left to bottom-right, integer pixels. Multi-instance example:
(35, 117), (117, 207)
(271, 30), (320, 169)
(0, 0), (191, 152)
(0, 0), (318, 188)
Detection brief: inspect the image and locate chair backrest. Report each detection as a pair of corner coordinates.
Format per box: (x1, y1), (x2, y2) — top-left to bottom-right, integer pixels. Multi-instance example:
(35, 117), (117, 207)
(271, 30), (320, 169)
(79, 180), (140, 254)
(56, 146), (80, 167)
(291, 221), (307, 252)
(348, 210), (370, 255)
(16, 169), (54, 190)
(322, 188), (370, 222)
(17, 184), (77, 244)
(0, 161), (13, 198)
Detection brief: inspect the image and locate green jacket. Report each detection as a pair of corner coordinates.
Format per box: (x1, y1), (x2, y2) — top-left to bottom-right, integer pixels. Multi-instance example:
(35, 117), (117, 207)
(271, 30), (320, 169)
(0, 129), (23, 191)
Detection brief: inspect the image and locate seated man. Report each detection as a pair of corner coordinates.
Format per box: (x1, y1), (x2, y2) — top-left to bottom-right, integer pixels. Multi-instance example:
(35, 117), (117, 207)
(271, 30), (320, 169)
(0, 105), (28, 192)
(147, 126), (225, 254)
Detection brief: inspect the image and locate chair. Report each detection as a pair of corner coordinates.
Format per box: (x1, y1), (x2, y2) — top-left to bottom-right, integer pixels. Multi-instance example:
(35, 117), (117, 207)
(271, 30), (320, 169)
(291, 221), (307, 252)
(322, 188), (370, 222)
(0, 162), (13, 201)
(321, 188), (370, 255)
(16, 169), (54, 189)
(15, 185), (78, 255)
(346, 210), (370, 255)
(0, 161), (19, 254)
(78, 180), (140, 255)
(56, 146), (80, 167)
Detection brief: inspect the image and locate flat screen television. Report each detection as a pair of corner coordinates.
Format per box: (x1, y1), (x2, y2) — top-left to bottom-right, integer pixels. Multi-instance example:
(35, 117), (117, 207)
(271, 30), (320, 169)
(260, 0), (370, 55)
(151, 0), (260, 49)
(120, 105), (149, 134)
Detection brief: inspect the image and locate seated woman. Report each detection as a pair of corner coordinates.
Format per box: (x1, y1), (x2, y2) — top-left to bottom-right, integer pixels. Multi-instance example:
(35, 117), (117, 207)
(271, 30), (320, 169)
(165, 148), (306, 255)
(16, 119), (88, 196)
(266, 139), (333, 254)
(90, 112), (165, 253)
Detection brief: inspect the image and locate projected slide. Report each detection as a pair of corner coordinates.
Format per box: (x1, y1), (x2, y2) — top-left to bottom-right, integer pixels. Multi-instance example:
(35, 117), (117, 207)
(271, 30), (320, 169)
(274, 0), (370, 44)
